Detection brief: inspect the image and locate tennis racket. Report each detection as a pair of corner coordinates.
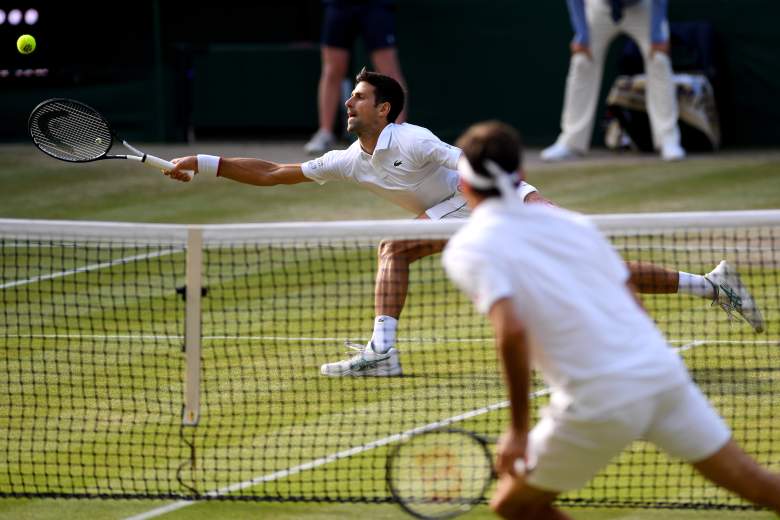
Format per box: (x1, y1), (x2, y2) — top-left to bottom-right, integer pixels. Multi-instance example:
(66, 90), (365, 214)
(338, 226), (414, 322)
(28, 98), (192, 179)
(386, 428), (526, 520)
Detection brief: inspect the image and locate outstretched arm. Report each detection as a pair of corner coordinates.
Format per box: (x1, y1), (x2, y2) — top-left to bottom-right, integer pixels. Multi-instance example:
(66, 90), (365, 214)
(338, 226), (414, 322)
(165, 156), (312, 186)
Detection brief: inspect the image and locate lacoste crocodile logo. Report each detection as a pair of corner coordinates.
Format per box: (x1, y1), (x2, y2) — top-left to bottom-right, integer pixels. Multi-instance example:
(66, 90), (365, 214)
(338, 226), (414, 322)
(393, 160), (403, 167)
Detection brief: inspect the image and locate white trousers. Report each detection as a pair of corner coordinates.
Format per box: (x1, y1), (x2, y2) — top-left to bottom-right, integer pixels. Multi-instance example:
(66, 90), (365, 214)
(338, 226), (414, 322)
(555, 0), (680, 151)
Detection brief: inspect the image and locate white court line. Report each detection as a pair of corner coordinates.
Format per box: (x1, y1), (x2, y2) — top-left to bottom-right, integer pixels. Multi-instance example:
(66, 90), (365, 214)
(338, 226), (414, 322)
(0, 249), (181, 290)
(124, 339), (722, 519)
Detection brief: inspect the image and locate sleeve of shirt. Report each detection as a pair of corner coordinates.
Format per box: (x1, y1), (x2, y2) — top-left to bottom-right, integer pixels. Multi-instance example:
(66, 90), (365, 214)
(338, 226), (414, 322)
(595, 229), (631, 283)
(300, 149), (350, 185)
(443, 244), (515, 315)
(650, 0), (669, 44)
(410, 137), (462, 170)
(566, 0), (589, 46)
(571, 215), (630, 283)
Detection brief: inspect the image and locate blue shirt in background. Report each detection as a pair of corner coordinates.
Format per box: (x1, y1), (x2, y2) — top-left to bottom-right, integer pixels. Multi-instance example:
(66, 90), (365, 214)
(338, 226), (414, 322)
(566, 0), (669, 46)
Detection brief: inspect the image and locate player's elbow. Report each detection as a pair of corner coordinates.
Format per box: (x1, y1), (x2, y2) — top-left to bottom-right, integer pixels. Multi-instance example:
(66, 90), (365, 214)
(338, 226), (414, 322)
(261, 165), (308, 186)
(247, 170), (289, 187)
(255, 172), (281, 186)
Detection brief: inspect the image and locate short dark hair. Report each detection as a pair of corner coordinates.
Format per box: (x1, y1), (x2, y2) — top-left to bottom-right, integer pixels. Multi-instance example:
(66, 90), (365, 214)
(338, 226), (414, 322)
(455, 120), (524, 198)
(355, 67), (405, 123)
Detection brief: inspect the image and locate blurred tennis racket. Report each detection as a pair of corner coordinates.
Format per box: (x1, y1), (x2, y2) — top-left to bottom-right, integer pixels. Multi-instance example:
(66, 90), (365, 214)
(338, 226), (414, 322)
(28, 98), (192, 179)
(386, 428), (526, 519)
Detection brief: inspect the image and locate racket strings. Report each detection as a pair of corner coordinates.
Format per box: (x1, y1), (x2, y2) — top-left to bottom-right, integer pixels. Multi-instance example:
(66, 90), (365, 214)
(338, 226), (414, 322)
(29, 100), (112, 162)
(389, 431), (494, 518)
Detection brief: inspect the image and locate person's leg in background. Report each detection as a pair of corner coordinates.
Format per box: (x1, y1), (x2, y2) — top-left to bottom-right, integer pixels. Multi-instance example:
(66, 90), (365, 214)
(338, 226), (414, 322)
(363, 2), (407, 123)
(305, 4), (355, 154)
(371, 48), (407, 123)
(542, 0), (618, 161)
(623, 0), (685, 161)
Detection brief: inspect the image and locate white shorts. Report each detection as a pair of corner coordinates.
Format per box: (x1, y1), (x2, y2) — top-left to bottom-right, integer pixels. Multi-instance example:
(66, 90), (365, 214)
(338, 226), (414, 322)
(525, 383), (732, 492)
(425, 194), (470, 220)
(425, 181), (539, 219)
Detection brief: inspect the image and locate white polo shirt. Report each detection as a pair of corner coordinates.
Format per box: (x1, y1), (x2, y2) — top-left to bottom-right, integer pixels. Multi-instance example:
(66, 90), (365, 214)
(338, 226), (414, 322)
(302, 123), (462, 216)
(442, 200), (690, 417)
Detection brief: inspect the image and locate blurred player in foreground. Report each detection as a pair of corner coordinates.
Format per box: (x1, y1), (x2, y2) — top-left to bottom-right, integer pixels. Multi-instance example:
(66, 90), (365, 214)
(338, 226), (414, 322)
(165, 70), (763, 378)
(443, 120), (780, 519)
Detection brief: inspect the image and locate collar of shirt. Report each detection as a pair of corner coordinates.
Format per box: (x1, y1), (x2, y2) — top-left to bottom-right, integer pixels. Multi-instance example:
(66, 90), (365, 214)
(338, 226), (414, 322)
(368, 123), (396, 168)
(358, 123), (394, 160)
(374, 123), (395, 153)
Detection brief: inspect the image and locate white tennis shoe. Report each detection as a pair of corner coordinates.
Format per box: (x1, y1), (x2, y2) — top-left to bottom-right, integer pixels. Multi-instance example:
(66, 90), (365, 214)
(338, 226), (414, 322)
(540, 142), (582, 162)
(320, 341), (402, 377)
(705, 260), (765, 333)
(304, 129), (336, 155)
(661, 141), (686, 161)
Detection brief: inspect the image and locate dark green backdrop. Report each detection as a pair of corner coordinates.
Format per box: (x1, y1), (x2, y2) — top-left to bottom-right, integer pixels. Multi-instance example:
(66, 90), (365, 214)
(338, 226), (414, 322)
(1, 1), (777, 147)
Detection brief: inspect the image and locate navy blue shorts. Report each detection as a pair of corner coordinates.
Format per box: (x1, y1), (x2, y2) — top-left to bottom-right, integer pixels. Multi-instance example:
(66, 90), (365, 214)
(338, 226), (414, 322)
(321, 3), (398, 52)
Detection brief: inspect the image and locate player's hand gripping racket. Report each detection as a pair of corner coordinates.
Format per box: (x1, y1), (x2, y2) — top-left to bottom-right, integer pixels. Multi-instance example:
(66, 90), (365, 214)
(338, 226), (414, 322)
(386, 428), (527, 519)
(28, 98), (193, 179)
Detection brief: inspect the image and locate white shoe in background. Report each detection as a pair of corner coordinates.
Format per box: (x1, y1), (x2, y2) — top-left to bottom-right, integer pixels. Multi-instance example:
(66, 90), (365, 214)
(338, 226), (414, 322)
(540, 142), (582, 162)
(661, 141), (686, 161)
(304, 130), (336, 155)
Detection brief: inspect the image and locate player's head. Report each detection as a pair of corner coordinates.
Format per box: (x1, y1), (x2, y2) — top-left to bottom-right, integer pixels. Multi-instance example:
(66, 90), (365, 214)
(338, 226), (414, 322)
(346, 68), (405, 134)
(455, 120), (524, 201)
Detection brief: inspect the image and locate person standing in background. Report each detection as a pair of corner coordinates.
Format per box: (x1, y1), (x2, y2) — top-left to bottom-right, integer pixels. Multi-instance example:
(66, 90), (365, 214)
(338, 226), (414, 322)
(541, 0), (686, 162)
(304, 0), (408, 154)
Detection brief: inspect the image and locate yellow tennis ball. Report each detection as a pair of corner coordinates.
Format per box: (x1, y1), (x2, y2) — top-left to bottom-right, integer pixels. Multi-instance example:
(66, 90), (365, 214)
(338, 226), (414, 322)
(17, 34), (36, 55)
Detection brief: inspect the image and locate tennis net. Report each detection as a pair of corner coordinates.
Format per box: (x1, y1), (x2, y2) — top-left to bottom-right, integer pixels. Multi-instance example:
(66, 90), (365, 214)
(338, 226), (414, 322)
(1, 211), (778, 508)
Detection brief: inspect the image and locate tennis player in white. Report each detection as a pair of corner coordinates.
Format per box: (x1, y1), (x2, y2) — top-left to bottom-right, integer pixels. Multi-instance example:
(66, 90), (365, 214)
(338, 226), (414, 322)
(442, 121), (780, 519)
(164, 69), (763, 378)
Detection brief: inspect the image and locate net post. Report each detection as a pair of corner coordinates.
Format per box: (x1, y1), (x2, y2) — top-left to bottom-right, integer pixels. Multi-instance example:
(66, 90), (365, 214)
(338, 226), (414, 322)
(183, 226), (203, 426)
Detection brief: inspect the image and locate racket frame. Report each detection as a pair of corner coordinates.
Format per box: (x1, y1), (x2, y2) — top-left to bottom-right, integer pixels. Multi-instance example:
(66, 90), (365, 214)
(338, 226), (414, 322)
(385, 428), (497, 520)
(28, 98), (192, 178)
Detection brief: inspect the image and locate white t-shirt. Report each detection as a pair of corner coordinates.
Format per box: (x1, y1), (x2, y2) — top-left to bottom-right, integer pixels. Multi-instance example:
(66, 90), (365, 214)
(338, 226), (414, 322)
(442, 199), (690, 417)
(301, 123), (463, 215)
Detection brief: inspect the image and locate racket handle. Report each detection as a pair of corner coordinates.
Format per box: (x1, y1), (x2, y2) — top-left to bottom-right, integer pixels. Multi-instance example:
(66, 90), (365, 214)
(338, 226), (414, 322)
(513, 458), (527, 475)
(144, 154), (194, 180)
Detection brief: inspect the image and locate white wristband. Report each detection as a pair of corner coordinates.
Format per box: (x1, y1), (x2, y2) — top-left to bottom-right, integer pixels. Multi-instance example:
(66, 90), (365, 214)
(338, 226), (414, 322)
(517, 181), (538, 202)
(197, 154), (221, 176)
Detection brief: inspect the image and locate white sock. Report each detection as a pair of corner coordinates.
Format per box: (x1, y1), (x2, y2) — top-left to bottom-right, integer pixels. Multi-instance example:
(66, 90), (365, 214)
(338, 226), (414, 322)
(678, 272), (716, 299)
(370, 315), (398, 353)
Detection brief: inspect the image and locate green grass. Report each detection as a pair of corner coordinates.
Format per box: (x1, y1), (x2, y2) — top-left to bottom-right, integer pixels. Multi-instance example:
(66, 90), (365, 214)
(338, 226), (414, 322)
(1, 144), (779, 519)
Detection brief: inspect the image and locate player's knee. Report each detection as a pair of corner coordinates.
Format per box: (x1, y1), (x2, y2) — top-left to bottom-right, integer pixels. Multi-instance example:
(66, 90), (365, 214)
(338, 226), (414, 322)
(489, 492), (512, 518)
(490, 495), (545, 520)
(378, 239), (439, 264)
(377, 240), (414, 261)
(377, 239), (397, 261)
(738, 473), (780, 508)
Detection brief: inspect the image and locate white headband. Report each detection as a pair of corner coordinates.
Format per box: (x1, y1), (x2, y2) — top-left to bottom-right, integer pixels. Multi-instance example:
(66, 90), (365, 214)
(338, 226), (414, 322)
(457, 156), (519, 200)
